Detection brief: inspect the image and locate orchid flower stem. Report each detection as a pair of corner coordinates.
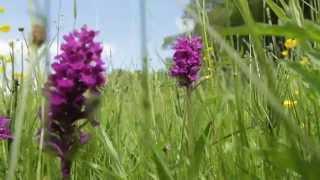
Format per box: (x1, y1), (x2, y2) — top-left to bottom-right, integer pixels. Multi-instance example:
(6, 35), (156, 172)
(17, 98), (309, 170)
(179, 87), (193, 157)
(186, 87), (193, 154)
(61, 159), (72, 180)
(2, 142), (7, 166)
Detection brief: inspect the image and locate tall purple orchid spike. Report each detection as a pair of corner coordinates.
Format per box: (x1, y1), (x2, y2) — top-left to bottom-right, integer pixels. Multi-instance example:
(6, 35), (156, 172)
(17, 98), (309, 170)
(0, 117), (12, 140)
(170, 36), (203, 88)
(43, 25), (106, 180)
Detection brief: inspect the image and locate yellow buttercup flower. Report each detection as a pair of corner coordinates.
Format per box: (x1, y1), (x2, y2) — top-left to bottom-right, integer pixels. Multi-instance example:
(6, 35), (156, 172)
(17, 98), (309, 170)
(0, 6), (5, 13)
(282, 100), (297, 108)
(294, 90), (299, 96)
(284, 38), (298, 49)
(0, 66), (4, 74)
(300, 57), (310, 65)
(0, 25), (11, 32)
(281, 50), (289, 57)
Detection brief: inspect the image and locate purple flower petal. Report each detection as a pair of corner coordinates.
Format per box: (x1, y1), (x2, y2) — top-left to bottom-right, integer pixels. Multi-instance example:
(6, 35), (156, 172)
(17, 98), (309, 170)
(51, 92), (67, 106)
(57, 78), (74, 89)
(79, 132), (90, 145)
(0, 117), (12, 140)
(170, 36), (203, 87)
(80, 74), (96, 87)
(42, 25), (107, 179)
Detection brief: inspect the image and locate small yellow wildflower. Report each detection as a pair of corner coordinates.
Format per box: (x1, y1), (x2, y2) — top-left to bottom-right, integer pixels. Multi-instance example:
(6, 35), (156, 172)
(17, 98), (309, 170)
(282, 100), (297, 108)
(0, 6), (5, 13)
(294, 90), (299, 96)
(0, 67), (4, 74)
(284, 38), (298, 49)
(281, 50), (289, 57)
(0, 25), (11, 33)
(300, 57), (310, 65)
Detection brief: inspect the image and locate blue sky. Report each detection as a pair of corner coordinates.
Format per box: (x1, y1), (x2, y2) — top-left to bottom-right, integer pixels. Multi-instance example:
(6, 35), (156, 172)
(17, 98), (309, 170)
(0, 0), (190, 70)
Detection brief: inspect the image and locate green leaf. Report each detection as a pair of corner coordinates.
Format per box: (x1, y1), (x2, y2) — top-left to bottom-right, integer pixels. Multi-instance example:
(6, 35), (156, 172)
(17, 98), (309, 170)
(265, 0), (289, 21)
(188, 121), (213, 179)
(262, 143), (320, 179)
(151, 148), (174, 180)
(222, 22), (309, 40)
(304, 20), (320, 42)
(288, 63), (320, 94)
(99, 128), (127, 179)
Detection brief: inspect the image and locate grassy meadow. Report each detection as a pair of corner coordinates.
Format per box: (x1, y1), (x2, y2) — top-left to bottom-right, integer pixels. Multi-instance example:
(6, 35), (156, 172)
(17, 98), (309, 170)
(1, 0), (320, 179)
